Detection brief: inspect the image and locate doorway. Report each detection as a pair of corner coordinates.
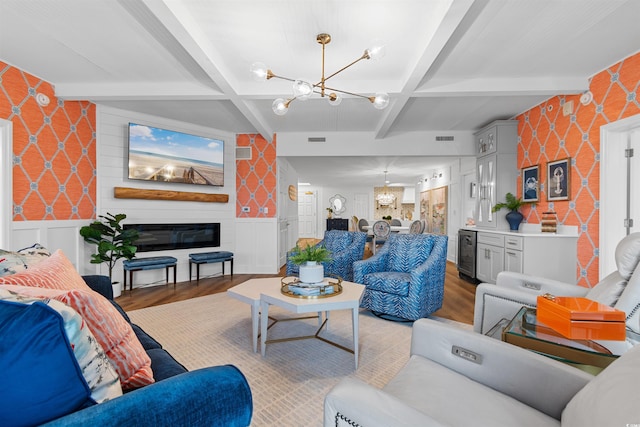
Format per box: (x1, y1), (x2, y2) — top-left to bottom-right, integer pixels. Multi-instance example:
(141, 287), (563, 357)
(600, 114), (640, 278)
(0, 118), (12, 249)
(298, 190), (317, 238)
(353, 193), (369, 225)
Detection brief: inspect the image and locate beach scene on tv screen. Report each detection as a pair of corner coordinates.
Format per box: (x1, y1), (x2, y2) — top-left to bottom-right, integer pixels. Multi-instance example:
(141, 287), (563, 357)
(128, 123), (224, 186)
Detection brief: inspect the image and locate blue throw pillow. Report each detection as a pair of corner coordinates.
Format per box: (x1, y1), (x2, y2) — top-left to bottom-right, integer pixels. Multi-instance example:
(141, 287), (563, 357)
(0, 299), (93, 426)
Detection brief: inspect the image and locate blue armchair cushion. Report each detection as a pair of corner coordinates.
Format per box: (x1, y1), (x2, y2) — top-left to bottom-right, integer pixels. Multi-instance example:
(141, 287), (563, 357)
(364, 272), (411, 296)
(0, 299), (95, 427)
(387, 236), (434, 272)
(326, 232), (352, 251)
(355, 233), (448, 320)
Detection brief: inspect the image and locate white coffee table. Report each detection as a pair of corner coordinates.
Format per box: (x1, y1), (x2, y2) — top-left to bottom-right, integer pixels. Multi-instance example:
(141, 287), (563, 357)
(227, 277), (325, 353)
(227, 277), (364, 367)
(260, 278), (364, 368)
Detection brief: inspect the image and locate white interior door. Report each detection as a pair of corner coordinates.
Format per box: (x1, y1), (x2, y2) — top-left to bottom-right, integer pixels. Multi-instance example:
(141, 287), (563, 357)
(600, 115), (640, 278)
(353, 193), (369, 222)
(298, 190), (317, 238)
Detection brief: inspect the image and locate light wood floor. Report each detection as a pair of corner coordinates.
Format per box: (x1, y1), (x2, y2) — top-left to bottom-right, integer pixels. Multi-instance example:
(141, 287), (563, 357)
(116, 256), (478, 324)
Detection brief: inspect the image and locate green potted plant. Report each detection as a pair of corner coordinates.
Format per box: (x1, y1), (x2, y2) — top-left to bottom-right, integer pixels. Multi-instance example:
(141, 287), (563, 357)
(492, 192), (524, 231)
(79, 213), (139, 288)
(326, 207), (333, 219)
(289, 244), (333, 284)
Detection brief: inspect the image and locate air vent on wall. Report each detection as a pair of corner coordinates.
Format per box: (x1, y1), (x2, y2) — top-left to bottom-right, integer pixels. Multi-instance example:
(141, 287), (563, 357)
(308, 137), (326, 143)
(236, 146), (252, 160)
(436, 136), (455, 142)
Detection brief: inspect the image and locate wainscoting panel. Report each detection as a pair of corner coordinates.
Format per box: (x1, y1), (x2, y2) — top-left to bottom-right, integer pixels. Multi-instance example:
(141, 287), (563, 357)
(11, 220), (92, 273)
(235, 217), (279, 274)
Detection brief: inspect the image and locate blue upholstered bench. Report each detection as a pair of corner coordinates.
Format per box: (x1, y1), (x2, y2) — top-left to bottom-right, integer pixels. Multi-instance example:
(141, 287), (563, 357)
(189, 251), (234, 282)
(123, 256), (177, 291)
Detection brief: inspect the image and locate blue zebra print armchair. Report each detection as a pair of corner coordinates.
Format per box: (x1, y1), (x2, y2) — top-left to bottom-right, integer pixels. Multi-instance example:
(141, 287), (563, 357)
(286, 230), (368, 281)
(354, 233), (448, 320)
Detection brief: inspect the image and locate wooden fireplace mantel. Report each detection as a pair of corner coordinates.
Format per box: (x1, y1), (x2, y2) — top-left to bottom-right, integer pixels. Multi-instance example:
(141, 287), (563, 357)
(114, 187), (229, 203)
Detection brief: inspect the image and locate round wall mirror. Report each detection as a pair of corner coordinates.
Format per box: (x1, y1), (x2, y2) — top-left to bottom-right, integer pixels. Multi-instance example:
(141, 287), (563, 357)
(329, 194), (346, 215)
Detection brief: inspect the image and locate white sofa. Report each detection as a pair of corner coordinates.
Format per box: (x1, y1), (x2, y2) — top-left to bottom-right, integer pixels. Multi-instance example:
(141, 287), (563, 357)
(324, 318), (640, 426)
(474, 232), (640, 340)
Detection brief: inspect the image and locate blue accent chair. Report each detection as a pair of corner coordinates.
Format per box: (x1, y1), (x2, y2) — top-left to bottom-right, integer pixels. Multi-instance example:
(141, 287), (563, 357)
(354, 233), (448, 321)
(286, 230), (367, 281)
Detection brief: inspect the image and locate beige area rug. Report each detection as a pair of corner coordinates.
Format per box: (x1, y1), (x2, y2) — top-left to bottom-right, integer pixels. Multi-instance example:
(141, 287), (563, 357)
(128, 293), (470, 426)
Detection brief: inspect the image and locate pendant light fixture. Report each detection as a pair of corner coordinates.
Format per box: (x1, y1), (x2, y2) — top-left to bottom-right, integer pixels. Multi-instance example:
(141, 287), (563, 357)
(251, 33), (390, 115)
(376, 171), (396, 207)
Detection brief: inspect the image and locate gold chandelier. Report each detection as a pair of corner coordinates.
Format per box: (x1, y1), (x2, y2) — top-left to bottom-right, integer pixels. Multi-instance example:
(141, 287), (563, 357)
(376, 171), (396, 207)
(250, 33), (390, 115)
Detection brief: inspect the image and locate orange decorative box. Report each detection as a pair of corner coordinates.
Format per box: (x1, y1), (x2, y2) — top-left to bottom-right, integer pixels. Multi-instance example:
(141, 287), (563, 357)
(536, 294), (626, 341)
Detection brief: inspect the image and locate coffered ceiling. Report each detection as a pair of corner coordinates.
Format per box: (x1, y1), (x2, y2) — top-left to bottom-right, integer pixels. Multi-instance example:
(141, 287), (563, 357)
(2, 0), (639, 186)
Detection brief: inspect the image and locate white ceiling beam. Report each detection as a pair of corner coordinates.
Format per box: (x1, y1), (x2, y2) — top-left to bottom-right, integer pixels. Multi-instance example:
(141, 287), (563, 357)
(374, 0), (481, 139)
(128, 0), (275, 141)
(55, 82), (228, 101)
(414, 76), (590, 97)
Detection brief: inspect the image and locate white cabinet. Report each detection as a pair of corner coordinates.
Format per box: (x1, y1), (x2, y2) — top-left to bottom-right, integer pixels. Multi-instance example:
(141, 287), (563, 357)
(503, 235), (524, 273)
(475, 126), (497, 156)
(477, 245), (504, 283)
(476, 231), (578, 284)
(476, 232), (504, 283)
(476, 154), (496, 228)
(475, 120), (518, 230)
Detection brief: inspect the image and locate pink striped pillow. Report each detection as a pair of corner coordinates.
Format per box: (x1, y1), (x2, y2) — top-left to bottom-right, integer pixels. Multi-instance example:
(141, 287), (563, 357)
(0, 249), (89, 290)
(0, 251), (154, 389)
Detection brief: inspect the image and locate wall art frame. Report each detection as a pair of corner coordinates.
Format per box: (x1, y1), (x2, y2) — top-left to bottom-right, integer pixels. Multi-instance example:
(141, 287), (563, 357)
(546, 157), (571, 201)
(521, 164), (539, 202)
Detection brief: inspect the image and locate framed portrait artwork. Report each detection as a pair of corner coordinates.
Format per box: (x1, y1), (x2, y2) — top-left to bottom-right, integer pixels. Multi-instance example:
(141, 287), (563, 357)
(547, 158), (571, 201)
(521, 164), (539, 202)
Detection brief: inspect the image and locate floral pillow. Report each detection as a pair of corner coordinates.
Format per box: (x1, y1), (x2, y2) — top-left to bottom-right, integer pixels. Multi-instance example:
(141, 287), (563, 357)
(0, 287), (122, 403)
(0, 244), (51, 277)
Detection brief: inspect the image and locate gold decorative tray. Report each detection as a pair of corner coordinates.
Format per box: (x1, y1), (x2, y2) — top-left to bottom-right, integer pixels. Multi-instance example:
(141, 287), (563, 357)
(281, 276), (343, 299)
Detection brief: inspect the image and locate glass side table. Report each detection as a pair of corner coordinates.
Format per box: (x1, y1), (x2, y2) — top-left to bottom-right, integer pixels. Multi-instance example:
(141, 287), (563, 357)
(498, 307), (631, 372)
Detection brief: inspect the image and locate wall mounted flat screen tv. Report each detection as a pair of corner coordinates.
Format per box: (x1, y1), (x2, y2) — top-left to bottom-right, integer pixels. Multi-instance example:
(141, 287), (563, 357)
(127, 123), (224, 186)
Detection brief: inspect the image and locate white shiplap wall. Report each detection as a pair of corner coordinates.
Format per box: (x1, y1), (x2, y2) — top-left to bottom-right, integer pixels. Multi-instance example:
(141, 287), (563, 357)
(95, 105), (245, 287)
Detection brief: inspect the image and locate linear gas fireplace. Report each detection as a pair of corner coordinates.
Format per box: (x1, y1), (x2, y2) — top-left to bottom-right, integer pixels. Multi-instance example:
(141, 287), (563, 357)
(124, 223), (220, 252)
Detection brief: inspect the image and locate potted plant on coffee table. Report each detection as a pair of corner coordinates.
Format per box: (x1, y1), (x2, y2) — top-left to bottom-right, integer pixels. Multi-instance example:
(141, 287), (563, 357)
(289, 244), (333, 284)
(492, 192), (524, 231)
(80, 212), (139, 296)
